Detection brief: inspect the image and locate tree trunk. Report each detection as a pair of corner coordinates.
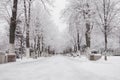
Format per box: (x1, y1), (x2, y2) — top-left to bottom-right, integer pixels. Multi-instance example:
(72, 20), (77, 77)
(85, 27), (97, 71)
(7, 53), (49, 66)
(103, 0), (108, 61)
(9, 0), (18, 54)
(26, 0), (31, 49)
(119, 36), (120, 48)
(24, 0), (31, 58)
(37, 36), (41, 57)
(104, 31), (108, 51)
(41, 36), (44, 52)
(8, 0), (18, 62)
(20, 35), (23, 59)
(85, 22), (91, 48)
(77, 32), (80, 51)
(104, 26), (108, 61)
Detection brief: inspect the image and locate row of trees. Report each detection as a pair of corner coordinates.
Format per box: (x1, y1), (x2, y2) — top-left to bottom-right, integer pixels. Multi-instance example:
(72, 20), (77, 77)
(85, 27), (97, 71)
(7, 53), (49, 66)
(1, 0), (120, 60)
(63, 0), (120, 60)
(0, 0), (57, 59)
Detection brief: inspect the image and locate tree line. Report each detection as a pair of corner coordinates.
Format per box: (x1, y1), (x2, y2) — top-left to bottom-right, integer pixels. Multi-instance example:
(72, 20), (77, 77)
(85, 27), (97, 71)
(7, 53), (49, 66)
(62, 0), (120, 60)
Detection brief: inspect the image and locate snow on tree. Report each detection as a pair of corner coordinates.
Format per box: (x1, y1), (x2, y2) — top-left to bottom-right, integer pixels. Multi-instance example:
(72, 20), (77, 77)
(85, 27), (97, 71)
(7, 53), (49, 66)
(62, 0), (95, 55)
(94, 0), (120, 60)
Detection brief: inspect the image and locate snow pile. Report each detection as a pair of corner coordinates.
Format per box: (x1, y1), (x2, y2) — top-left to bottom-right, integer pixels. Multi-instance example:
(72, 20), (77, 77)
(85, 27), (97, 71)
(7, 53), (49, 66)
(0, 55), (120, 80)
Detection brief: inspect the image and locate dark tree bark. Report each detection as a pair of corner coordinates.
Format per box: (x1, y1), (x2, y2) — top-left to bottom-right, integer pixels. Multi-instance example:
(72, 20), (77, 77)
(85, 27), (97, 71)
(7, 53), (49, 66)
(24, 0), (32, 58)
(41, 35), (44, 52)
(9, 0), (18, 44)
(103, 0), (108, 51)
(8, 0), (18, 62)
(37, 36), (41, 57)
(9, 0), (18, 53)
(83, 3), (91, 48)
(103, 0), (108, 60)
(26, 0), (31, 48)
(104, 27), (108, 51)
(77, 32), (80, 50)
(74, 44), (77, 52)
(85, 22), (91, 48)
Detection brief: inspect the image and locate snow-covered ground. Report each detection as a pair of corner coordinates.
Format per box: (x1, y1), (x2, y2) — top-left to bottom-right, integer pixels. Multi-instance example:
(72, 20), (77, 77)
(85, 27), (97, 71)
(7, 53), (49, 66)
(0, 55), (120, 80)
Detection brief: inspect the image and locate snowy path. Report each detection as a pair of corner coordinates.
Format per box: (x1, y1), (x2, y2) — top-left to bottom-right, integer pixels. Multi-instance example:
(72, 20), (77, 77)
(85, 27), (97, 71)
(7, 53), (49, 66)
(0, 55), (120, 80)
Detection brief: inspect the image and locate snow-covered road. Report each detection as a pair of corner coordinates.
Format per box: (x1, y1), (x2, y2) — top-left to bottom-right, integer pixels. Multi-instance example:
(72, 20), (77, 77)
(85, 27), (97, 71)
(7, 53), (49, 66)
(0, 55), (120, 80)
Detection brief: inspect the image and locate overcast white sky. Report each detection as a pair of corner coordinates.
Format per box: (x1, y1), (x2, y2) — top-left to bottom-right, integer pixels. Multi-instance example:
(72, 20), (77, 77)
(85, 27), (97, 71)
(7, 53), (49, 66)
(0, 0), (67, 32)
(51, 0), (67, 32)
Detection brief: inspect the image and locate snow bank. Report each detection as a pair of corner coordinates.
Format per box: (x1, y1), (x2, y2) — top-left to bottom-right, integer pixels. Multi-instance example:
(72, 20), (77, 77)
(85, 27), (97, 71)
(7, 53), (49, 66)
(0, 55), (120, 80)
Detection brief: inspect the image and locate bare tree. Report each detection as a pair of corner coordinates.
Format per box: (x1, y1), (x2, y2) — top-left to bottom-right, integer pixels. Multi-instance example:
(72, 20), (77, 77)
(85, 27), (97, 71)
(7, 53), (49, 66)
(95, 0), (120, 60)
(24, 0), (35, 58)
(83, 3), (94, 48)
(62, 0), (94, 55)
(23, 0), (52, 58)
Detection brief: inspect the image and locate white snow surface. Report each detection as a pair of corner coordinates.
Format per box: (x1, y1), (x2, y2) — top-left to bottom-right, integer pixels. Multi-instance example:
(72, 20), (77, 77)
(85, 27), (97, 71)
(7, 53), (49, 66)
(0, 55), (120, 80)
